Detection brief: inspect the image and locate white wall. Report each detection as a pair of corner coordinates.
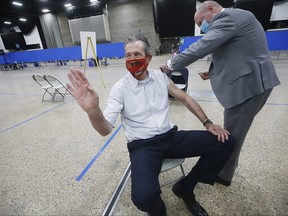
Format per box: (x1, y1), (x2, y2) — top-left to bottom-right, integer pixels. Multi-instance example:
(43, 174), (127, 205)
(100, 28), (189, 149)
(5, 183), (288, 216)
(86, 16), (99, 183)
(270, 0), (288, 21)
(194, 1), (202, 36)
(0, 37), (6, 52)
(23, 26), (43, 49)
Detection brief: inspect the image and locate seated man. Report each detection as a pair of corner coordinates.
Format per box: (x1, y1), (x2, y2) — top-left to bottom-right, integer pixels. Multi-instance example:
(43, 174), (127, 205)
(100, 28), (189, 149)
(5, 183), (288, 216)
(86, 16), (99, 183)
(67, 35), (235, 216)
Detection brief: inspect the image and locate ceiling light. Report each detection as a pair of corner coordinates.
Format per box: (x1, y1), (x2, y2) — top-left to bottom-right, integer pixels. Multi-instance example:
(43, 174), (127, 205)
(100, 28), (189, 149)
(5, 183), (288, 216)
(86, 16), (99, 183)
(19, 18), (27, 22)
(12, 1), (23, 6)
(64, 3), (72, 7)
(42, 9), (50, 13)
(4, 21), (12, 25)
(90, 0), (98, 2)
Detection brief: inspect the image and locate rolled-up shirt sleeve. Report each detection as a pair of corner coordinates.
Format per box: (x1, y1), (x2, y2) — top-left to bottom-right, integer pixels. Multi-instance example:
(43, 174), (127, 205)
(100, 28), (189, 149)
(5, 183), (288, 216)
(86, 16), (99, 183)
(103, 83), (123, 127)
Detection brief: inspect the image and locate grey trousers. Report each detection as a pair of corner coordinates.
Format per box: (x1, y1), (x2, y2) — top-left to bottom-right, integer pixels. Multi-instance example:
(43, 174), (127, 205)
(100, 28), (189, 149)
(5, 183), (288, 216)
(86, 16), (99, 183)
(218, 88), (273, 181)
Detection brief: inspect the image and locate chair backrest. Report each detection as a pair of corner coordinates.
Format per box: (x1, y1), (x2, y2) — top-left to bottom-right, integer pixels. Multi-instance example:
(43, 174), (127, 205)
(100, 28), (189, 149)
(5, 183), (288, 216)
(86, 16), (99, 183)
(168, 68), (189, 84)
(44, 74), (73, 96)
(170, 72), (186, 85)
(32, 74), (51, 87)
(44, 74), (62, 86)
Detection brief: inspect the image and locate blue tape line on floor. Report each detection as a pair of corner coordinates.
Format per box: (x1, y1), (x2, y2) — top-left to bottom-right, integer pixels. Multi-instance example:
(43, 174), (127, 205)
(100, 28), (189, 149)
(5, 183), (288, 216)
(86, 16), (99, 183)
(0, 99), (74, 134)
(0, 92), (42, 96)
(76, 124), (123, 181)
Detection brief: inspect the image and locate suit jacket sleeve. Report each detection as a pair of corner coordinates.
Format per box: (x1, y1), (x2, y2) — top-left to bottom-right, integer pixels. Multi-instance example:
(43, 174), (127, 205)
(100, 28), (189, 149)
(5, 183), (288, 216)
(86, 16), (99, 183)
(171, 12), (237, 70)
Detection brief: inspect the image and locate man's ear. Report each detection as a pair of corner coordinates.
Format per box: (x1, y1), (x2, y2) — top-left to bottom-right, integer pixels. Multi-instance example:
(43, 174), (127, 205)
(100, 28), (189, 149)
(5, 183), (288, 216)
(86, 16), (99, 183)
(208, 5), (214, 12)
(146, 54), (152, 63)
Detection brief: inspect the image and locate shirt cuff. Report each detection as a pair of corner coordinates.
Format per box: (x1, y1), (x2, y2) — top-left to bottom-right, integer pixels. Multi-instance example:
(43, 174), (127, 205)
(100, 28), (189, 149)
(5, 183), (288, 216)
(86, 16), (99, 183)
(166, 59), (174, 70)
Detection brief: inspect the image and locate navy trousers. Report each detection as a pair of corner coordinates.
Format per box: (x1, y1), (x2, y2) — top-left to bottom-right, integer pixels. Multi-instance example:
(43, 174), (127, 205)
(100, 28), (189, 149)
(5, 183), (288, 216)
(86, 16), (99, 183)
(127, 126), (235, 216)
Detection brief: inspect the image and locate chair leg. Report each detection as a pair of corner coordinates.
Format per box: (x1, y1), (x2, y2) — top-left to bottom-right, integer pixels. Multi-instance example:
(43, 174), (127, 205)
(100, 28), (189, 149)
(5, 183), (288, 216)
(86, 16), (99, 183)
(62, 89), (68, 99)
(180, 164), (185, 177)
(42, 90), (53, 102)
(41, 87), (54, 102)
(42, 91), (47, 102)
(52, 89), (65, 102)
(52, 90), (57, 101)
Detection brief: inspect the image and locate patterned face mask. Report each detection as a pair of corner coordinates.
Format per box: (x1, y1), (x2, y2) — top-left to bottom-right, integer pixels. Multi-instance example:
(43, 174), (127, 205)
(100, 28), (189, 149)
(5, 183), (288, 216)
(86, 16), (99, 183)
(126, 58), (148, 79)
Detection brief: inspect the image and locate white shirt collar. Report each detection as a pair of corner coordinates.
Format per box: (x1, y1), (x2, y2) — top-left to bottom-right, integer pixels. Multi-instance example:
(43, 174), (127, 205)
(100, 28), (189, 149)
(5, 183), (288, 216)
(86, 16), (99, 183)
(128, 70), (154, 89)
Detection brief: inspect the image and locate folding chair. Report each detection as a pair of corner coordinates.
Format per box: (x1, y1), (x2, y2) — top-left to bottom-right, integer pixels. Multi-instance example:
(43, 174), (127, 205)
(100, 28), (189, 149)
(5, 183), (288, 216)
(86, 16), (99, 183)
(43, 74), (72, 102)
(32, 74), (54, 102)
(160, 158), (185, 188)
(103, 158), (185, 216)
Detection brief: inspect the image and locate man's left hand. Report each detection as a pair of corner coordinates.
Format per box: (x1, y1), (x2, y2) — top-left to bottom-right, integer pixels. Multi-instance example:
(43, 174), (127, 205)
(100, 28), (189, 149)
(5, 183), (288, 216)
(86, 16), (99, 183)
(199, 72), (210, 80)
(205, 124), (230, 142)
(160, 64), (172, 73)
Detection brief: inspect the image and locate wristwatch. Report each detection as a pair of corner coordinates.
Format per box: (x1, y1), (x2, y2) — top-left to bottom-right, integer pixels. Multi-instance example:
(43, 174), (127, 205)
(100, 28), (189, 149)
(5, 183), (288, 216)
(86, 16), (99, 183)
(203, 119), (213, 127)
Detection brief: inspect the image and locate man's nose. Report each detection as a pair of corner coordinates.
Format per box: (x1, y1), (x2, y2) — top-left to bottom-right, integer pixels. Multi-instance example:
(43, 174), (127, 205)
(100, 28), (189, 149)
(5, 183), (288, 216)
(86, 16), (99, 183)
(130, 55), (138, 59)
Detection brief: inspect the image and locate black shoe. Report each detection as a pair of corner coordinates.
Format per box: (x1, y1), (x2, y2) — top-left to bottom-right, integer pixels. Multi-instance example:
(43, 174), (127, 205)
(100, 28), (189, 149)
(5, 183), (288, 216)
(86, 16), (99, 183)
(172, 182), (208, 216)
(215, 176), (231, 187)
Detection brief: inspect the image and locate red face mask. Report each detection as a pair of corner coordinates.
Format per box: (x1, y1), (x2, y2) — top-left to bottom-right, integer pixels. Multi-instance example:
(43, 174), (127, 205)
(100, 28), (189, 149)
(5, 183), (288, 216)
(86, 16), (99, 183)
(126, 58), (148, 79)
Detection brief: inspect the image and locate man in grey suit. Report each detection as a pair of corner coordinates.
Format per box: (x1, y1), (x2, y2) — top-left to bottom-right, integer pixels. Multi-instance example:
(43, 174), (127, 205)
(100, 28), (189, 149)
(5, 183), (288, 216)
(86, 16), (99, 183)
(160, 1), (280, 186)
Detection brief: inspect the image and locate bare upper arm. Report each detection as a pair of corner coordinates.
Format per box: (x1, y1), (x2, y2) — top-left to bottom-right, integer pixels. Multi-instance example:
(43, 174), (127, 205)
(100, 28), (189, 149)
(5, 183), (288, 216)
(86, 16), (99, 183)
(168, 79), (188, 102)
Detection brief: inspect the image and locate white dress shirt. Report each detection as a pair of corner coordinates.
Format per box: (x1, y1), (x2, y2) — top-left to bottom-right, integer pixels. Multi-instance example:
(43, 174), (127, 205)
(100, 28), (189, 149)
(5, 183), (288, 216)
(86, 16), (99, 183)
(103, 69), (174, 142)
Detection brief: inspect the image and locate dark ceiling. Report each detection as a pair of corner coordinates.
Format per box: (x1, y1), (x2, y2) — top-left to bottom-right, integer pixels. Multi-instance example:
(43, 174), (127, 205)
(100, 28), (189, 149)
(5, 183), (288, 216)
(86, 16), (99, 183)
(0, 0), (120, 32)
(0, 0), (284, 34)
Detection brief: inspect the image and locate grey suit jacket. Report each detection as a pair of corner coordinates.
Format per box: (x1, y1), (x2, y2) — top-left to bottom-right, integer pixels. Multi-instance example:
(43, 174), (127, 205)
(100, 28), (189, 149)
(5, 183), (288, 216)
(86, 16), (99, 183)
(171, 8), (280, 109)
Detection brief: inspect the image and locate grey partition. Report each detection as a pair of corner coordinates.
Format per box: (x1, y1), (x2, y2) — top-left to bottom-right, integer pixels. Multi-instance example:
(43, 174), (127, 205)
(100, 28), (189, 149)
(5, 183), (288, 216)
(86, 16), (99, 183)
(68, 14), (111, 44)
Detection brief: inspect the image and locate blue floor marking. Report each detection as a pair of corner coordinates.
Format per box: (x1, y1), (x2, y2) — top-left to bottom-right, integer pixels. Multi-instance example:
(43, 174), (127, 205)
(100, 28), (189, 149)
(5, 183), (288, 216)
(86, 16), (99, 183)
(1, 97), (286, 135)
(265, 102), (288, 106)
(76, 124), (123, 181)
(0, 92), (42, 96)
(0, 99), (74, 134)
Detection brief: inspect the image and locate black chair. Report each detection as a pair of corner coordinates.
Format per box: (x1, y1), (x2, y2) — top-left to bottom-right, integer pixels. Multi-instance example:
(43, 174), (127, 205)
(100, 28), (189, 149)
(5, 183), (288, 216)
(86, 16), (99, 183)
(167, 68), (189, 99)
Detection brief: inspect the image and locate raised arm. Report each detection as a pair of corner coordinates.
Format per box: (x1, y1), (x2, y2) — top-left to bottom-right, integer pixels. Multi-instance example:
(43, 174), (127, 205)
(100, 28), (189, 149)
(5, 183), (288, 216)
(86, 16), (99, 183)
(67, 69), (113, 136)
(168, 79), (229, 142)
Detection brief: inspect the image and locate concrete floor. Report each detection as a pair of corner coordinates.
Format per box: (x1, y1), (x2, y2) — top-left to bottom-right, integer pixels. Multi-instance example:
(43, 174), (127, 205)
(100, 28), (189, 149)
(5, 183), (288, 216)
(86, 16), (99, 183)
(0, 53), (287, 216)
